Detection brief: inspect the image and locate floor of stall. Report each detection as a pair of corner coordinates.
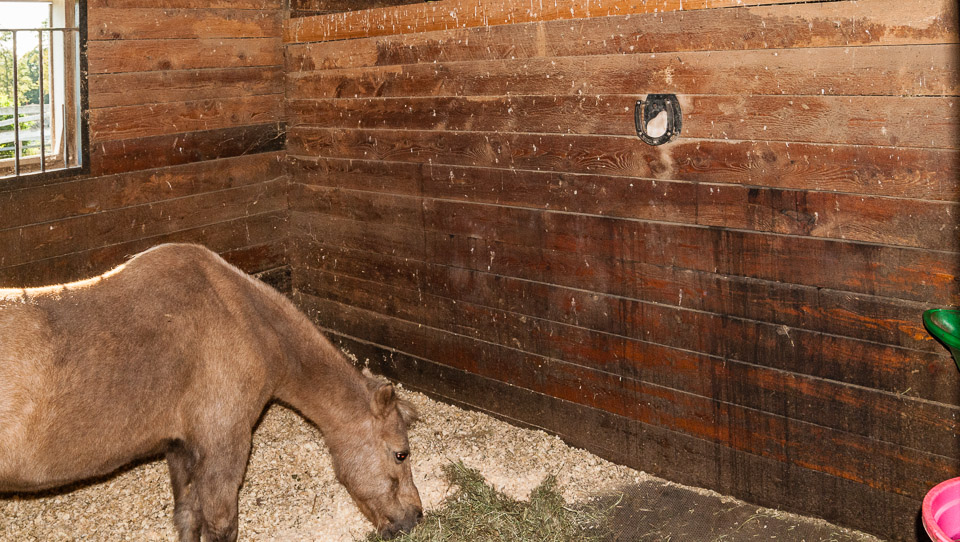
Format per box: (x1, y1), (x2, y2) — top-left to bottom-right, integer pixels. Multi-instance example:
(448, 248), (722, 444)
(599, 480), (888, 542)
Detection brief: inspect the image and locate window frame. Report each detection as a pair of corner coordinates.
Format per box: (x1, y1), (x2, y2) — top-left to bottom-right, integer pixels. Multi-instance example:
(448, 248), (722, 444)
(0, 0), (88, 185)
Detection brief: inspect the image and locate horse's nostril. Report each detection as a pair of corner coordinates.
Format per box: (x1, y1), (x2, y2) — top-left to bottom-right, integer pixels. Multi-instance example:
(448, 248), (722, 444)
(417, 510), (424, 520)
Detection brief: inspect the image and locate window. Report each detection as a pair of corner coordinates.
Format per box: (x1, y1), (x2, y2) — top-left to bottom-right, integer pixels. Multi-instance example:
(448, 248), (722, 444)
(0, 0), (86, 180)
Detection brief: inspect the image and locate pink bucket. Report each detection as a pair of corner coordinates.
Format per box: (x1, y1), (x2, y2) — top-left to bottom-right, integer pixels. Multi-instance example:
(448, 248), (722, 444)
(924, 477), (960, 541)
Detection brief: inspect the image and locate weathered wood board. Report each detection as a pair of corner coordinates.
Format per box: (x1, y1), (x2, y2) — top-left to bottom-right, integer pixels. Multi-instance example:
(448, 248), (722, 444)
(1, 1), (289, 286)
(284, 0), (960, 540)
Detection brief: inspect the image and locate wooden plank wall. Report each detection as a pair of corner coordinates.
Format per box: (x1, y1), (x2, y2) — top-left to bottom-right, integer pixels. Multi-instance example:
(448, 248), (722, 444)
(290, 0), (429, 19)
(284, 0), (960, 539)
(0, 0), (288, 289)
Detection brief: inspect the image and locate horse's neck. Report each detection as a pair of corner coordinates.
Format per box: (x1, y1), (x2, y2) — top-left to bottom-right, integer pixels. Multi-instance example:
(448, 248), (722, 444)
(273, 311), (371, 434)
(240, 276), (372, 433)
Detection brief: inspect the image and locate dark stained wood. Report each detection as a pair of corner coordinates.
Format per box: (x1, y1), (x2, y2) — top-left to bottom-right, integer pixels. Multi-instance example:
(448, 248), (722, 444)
(324, 331), (926, 542)
(286, 129), (960, 202)
(297, 291), (959, 504)
(290, 0), (430, 18)
(1, 0), (288, 305)
(285, 0), (958, 68)
(284, 2), (960, 536)
(293, 261), (960, 458)
(287, 94), (960, 150)
(287, 44), (960, 99)
(89, 40), (282, 74)
(283, 0), (875, 44)
(90, 95), (282, 142)
(88, 0), (277, 8)
(291, 239), (960, 406)
(89, 68), (283, 109)
(12, 179), (286, 269)
(0, 153), (283, 230)
(292, 203), (958, 325)
(92, 123), (286, 176)
(287, 155), (960, 251)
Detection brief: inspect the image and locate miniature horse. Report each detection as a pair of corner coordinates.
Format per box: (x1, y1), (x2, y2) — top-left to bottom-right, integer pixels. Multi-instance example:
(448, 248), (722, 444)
(0, 243), (422, 541)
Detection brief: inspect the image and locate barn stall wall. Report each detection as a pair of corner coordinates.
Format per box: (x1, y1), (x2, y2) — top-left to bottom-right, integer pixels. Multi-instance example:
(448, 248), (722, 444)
(0, 0), (288, 289)
(283, 0), (960, 540)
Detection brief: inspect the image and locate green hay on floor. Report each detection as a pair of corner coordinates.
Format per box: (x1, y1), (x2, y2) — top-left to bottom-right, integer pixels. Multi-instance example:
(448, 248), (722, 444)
(362, 462), (612, 542)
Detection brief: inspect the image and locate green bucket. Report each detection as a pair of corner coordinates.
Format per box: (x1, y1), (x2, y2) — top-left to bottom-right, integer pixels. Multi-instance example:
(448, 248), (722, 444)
(923, 309), (960, 372)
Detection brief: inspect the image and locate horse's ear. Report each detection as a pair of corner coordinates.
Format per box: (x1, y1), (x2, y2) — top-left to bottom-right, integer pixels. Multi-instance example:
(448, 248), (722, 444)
(396, 399), (419, 426)
(371, 383), (397, 418)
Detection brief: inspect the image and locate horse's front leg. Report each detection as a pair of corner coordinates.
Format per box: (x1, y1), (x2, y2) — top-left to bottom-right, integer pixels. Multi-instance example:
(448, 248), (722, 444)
(194, 435), (251, 542)
(167, 440), (202, 542)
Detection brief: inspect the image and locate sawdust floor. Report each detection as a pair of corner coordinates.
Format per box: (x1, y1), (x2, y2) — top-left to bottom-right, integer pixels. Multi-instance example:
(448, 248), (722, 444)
(1, 384), (883, 542)
(600, 480), (886, 542)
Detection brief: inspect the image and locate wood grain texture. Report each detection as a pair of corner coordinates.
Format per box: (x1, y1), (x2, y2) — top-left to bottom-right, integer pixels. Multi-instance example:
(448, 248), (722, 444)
(287, 94), (960, 150)
(0, 153), (283, 231)
(88, 8), (282, 40)
(3, 0), (288, 293)
(91, 123), (285, 176)
(284, 0), (887, 44)
(290, 205), (953, 349)
(286, 129), (960, 203)
(288, 43), (960, 99)
(90, 95), (282, 142)
(298, 291), (959, 502)
(284, 1), (960, 539)
(327, 332), (927, 541)
(0, 213), (287, 287)
(291, 239), (960, 405)
(293, 256), (960, 457)
(89, 39), (282, 74)
(89, 67), (283, 108)
(286, 0), (958, 67)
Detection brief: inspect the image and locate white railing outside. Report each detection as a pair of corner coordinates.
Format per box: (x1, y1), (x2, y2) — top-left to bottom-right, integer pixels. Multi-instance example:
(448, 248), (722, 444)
(0, 104), (52, 155)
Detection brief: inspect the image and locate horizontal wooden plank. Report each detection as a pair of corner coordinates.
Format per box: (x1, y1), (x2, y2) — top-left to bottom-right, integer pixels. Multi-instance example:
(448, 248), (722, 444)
(5, 180), (287, 271)
(0, 213), (287, 288)
(287, 94), (960, 150)
(293, 261), (960, 456)
(291, 207), (954, 348)
(287, 128), (960, 203)
(89, 39), (282, 75)
(88, 8), (282, 40)
(296, 292), (959, 502)
(89, 0), (280, 8)
(91, 95), (283, 142)
(291, 239), (960, 405)
(290, 0), (426, 17)
(92, 123), (285, 176)
(288, 193), (960, 310)
(291, 166), (959, 251)
(0, 152), (284, 231)
(287, 44), (960, 99)
(330, 333), (924, 541)
(284, 0), (870, 44)
(89, 67), (283, 109)
(286, 0), (958, 69)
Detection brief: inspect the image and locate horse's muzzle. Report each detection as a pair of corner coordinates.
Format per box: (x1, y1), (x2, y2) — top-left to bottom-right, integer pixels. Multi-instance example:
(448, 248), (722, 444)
(379, 507), (424, 539)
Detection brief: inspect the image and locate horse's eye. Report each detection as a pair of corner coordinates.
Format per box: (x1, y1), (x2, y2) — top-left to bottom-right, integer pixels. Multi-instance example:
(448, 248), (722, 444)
(395, 452), (409, 462)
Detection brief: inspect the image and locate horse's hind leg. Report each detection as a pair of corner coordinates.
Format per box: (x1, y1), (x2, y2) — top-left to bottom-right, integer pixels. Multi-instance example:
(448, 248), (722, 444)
(195, 437), (251, 542)
(167, 441), (201, 542)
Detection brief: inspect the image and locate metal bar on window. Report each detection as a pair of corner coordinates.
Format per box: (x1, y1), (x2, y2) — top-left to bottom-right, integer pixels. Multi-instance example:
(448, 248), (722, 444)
(62, 103), (68, 167)
(12, 30), (19, 176)
(1, 20), (83, 180)
(38, 29), (46, 172)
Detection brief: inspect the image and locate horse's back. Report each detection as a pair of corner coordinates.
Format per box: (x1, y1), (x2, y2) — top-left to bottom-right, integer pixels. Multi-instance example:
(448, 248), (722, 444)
(0, 244), (273, 491)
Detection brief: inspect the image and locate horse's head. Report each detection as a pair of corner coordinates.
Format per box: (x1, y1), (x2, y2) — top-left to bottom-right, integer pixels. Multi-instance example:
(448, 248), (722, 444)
(330, 375), (423, 539)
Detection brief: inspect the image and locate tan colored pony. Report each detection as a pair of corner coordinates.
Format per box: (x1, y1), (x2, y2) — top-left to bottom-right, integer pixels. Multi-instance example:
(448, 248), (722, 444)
(0, 243), (422, 541)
